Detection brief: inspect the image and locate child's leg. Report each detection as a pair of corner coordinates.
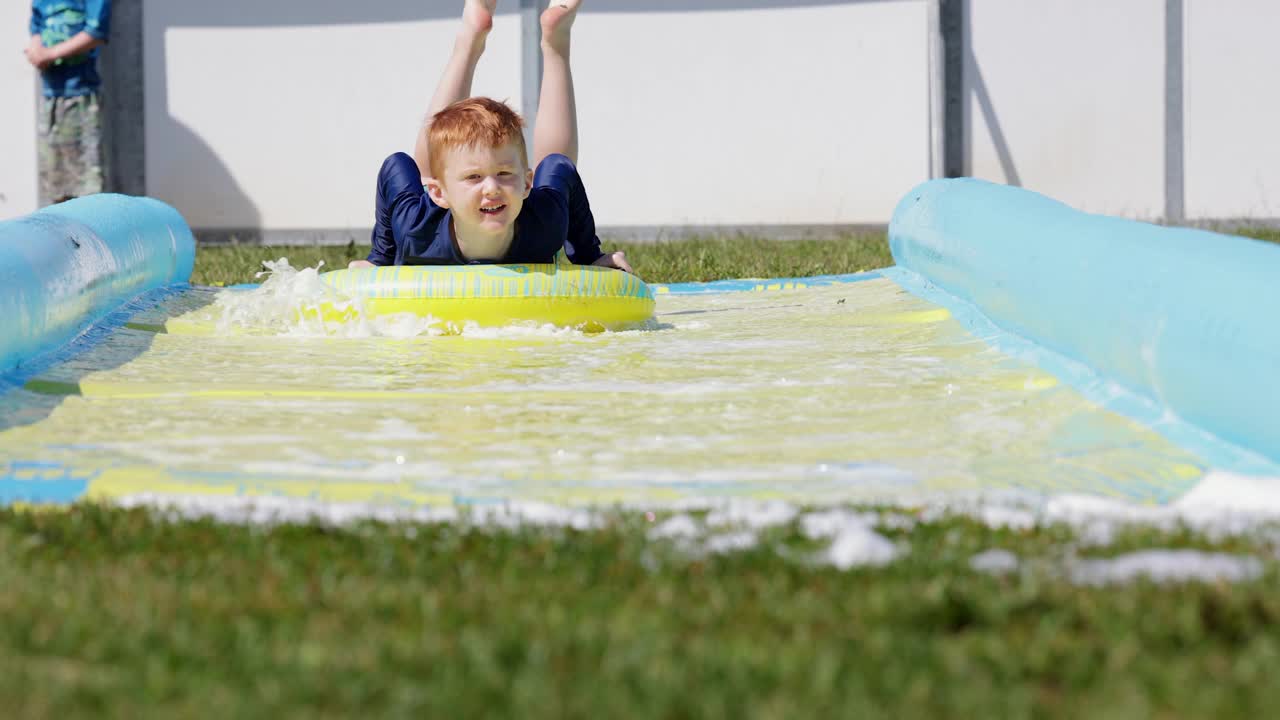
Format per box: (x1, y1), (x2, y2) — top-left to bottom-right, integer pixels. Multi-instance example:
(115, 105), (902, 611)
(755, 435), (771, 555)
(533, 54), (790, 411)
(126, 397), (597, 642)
(412, 0), (498, 178)
(533, 0), (582, 168)
(534, 2), (631, 273)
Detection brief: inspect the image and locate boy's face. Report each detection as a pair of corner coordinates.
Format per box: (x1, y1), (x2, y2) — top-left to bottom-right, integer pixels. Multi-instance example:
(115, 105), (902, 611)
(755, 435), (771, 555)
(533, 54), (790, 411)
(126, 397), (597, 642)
(425, 142), (534, 244)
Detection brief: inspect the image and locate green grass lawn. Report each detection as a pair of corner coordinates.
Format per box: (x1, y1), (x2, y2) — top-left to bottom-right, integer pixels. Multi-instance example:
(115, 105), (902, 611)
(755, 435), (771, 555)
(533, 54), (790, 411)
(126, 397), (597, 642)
(3, 505), (1279, 718)
(190, 233), (893, 286)
(6, 232), (1280, 717)
(1228, 226), (1280, 245)
(190, 225), (1279, 287)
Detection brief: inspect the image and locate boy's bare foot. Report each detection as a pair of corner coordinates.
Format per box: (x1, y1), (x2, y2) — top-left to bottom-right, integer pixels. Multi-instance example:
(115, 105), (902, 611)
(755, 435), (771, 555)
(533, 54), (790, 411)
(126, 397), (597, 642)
(541, 0), (582, 53)
(462, 0), (497, 36)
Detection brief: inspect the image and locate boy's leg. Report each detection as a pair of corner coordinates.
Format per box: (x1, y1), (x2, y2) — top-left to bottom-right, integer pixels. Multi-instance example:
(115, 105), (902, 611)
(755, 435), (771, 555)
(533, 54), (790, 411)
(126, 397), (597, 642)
(75, 93), (104, 197)
(535, 2), (630, 273)
(38, 95), (102, 205)
(533, 0), (582, 168)
(37, 96), (58, 206)
(412, 0), (498, 179)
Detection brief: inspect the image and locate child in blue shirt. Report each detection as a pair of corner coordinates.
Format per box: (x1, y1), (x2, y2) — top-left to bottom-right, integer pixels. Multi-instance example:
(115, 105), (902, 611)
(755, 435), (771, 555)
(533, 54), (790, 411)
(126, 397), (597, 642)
(27, 0), (112, 205)
(350, 0), (632, 274)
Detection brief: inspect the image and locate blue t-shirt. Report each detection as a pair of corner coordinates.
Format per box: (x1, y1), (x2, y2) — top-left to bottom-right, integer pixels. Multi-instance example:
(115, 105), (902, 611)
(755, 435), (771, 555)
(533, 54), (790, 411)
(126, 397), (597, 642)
(368, 152), (605, 267)
(30, 0), (112, 97)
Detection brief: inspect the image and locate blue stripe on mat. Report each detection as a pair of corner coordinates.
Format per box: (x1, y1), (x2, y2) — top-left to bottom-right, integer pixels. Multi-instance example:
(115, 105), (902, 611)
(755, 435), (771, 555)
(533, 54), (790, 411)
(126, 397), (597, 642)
(651, 270), (883, 295)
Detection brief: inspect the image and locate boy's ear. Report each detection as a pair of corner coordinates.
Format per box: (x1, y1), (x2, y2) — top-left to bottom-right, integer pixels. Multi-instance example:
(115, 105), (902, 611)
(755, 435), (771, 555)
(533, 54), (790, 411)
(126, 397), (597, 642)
(424, 177), (450, 208)
(523, 168), (534, 199)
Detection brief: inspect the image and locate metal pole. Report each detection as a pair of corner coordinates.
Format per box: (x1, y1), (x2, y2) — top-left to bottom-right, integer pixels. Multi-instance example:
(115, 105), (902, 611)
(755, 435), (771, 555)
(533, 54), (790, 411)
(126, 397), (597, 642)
(1164, 0), (1185, 223)
(520, 0), (545, 151)
(940, 0), (966, 178)
(927, 0), (944, 179)
(98, 0), (146, 196)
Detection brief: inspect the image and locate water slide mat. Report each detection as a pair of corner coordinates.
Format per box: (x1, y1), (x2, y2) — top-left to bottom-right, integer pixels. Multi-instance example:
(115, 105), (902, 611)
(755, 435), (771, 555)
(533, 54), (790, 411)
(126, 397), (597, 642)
(4, 182), (1277, 510)
(0, 272), (1214, 509)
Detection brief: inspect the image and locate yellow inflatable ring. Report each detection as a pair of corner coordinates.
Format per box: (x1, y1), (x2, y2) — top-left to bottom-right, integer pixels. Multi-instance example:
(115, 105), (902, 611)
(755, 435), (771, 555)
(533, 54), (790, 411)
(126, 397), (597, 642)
(317, 263), (655, 330)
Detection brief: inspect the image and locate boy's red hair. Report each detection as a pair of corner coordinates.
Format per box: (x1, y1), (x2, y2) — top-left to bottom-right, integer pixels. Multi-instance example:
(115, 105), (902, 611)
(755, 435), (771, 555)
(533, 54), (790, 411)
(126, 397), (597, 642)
(427, 97), (528, 179)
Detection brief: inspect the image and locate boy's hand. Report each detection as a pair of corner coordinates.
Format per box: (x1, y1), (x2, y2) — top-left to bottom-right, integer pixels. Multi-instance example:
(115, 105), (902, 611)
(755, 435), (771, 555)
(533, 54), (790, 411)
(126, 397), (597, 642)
(348, 259), (375, 269)
(592, 251), (633, 274)
(25, 42), (53, 70)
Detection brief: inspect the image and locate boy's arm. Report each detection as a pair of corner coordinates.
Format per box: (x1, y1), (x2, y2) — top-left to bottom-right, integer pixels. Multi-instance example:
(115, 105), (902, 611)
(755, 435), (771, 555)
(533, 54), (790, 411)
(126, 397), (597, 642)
(39, 32), (105, 63)
(363, 240), (395, 268)
(365, 153), (445, 266)
(84, 0), (111, 41)
(28, 7), (44, 68)
(28, 1), (110, 69)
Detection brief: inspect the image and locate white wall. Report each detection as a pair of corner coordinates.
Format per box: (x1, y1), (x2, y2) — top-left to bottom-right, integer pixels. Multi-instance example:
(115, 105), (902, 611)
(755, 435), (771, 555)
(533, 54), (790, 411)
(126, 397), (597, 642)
(144, 0), (524, 231)
(144, 0), (932, 232)
(965, 0), (1166, 219)
(0, 3), (39, 221)
(1184, 0), (1280, 220)
(573, 1), (931, 226)
(10, 1), (1279, 231)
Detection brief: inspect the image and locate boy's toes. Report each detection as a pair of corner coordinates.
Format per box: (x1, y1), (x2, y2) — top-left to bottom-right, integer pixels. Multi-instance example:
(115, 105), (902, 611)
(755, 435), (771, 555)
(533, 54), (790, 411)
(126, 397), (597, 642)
(541, 4), (580, 38)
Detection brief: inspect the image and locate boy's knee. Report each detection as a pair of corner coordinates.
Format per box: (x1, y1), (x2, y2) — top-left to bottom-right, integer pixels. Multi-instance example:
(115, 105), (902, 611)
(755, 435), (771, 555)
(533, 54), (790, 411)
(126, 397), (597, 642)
(380, 152), (418, 177)
(377, 152), (424, 195)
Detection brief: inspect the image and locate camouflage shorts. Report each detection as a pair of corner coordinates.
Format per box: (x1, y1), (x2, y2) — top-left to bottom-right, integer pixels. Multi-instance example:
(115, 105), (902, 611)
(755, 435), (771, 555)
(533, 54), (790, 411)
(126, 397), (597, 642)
(38, 93), (104, 205)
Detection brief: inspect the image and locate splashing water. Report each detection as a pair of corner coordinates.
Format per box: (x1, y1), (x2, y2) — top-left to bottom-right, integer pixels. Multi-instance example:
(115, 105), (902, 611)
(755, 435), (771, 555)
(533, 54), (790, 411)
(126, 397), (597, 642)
(208, 258), (614, 340)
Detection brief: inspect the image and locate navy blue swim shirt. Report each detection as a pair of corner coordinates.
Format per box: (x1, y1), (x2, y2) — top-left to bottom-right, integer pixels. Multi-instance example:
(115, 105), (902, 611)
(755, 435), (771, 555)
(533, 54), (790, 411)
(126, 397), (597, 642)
(367, 152), (605, 267)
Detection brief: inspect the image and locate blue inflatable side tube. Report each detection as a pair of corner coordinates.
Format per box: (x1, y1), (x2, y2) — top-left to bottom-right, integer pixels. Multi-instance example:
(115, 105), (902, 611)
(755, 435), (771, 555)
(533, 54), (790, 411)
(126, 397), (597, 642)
(0, 195), (195, 374)
(890, 178), (1280, 464)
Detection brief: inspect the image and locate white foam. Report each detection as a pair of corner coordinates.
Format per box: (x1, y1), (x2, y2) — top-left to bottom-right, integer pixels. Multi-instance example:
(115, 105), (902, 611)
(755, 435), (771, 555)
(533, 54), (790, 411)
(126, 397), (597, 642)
(705, 531), (759, 554)
(970, 549), (1020, 574)
(639, 507), (898, 568)
(649, 514), (701, 540)
(115, 494), (595, 532)
(1068, 550), (1263, 586)
(799, 509), (879, 539)
(1044, 471), (1280, 540)
(824, 525), (899, 569)
(1173, 471), (1280, 516)
(466, 502), (601, 531)
(116, 493), (460, 526)
(106, 467), (1280, 584)
(705, 499), (798, 530)
(976, 506), (1037, 531)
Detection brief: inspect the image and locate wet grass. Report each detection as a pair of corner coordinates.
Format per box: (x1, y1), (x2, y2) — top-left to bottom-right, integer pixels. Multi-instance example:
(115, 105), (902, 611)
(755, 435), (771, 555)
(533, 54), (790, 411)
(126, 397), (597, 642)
(3, 504), (1280, 718)
(189, 233), (892, 287)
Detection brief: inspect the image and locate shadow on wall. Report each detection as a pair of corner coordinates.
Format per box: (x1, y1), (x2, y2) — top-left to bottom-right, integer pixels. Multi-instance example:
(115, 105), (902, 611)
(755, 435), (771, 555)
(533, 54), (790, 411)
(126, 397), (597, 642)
(145, 1), (471, 237)
(965, 52), (1020, 187)
(955, 0), (1018, 186)
(159, 117), (262, 238)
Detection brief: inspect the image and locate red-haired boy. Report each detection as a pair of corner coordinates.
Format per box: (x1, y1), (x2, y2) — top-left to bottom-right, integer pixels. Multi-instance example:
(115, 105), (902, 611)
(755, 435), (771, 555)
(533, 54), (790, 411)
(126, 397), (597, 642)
(352, 0), (632, 273)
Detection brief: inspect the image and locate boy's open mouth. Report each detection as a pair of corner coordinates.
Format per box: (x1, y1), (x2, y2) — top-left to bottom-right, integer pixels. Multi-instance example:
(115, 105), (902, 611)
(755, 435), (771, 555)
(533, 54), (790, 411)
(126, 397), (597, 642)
(480, 204), (507, 215)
